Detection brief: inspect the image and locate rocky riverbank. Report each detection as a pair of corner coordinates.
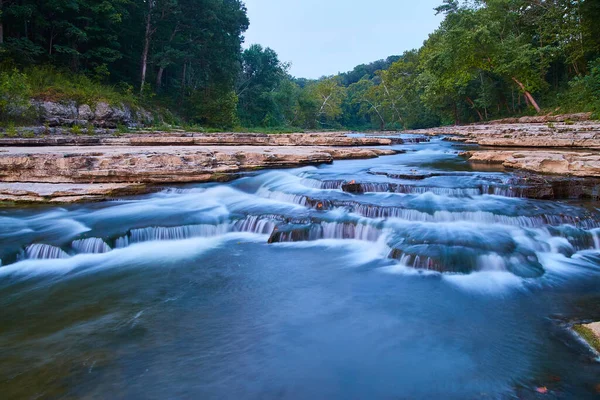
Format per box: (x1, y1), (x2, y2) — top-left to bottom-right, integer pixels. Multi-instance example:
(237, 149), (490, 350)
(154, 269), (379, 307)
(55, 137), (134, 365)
(408, 115), (600, 177)
(0, 132), (403, 203)
(0, 131), (398, 147)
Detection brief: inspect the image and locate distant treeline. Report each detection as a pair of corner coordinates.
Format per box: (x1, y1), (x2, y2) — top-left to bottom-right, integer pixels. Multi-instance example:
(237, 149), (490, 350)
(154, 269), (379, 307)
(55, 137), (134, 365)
(1, 0), (599, 130)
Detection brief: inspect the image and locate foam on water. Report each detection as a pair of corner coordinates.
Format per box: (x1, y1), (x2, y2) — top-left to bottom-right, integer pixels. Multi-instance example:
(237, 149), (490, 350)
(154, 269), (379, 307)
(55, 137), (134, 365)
(443, 270), (526, 294)
(0, 232), (267, 279)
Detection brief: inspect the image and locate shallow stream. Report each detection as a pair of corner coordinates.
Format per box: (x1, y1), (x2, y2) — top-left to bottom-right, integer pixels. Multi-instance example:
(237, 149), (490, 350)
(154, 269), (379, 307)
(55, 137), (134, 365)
(1, 137), (599, 399)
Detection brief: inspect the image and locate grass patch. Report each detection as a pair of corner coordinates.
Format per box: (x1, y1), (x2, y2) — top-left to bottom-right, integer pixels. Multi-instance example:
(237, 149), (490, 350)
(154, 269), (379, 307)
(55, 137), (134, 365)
(70, 125), (83, 135)
(116, 124), (131, 134)
(22, 66), (139, 108)
(5, 123), (18, 137)
(573, 324), (600, 353)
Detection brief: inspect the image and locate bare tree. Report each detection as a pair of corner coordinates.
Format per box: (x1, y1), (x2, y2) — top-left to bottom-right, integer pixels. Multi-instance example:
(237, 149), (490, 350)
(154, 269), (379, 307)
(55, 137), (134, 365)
(140, 0), (156, 94)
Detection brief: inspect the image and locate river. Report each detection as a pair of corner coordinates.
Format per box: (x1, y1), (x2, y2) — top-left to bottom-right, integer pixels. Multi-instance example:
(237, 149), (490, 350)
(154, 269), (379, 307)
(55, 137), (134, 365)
(1, 137), (599, 399)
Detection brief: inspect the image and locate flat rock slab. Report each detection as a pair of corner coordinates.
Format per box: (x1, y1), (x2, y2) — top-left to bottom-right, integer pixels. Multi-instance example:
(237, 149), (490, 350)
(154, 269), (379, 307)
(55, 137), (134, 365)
(0, 182), (150, 203)
(0, 132), (395, 147)
(409, 121), (600, 149)
(463, 150), (600, 177)
(0, 145), (395, 201)
(586, 322), (600, 337)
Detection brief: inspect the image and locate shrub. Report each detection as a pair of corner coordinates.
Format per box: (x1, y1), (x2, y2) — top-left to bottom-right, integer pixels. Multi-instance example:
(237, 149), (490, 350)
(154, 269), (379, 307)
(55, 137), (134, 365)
(0, 69), (32, 122)
(566, 58), (600, 118)
(5, 123), (18, 137)
(71, 125), (83, 135)
(23, 66), (139, 108)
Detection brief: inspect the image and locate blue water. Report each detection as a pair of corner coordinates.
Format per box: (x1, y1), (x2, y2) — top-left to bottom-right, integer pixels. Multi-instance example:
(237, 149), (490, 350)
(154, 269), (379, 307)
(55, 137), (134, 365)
(1, 138), (599, 399)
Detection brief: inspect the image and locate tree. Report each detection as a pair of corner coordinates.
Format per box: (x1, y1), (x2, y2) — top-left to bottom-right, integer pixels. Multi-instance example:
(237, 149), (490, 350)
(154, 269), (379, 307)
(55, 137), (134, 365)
(307, 77), (346, 127)
(237, 44), (288, 126)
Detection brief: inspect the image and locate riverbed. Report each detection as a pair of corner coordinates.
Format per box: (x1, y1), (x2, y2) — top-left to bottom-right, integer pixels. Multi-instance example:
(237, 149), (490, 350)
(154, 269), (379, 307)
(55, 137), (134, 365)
(1, 137), (599, 399)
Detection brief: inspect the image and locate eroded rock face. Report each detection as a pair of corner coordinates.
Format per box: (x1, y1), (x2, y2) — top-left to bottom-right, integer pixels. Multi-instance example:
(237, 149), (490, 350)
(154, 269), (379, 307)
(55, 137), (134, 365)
(31, 100), (153, 128)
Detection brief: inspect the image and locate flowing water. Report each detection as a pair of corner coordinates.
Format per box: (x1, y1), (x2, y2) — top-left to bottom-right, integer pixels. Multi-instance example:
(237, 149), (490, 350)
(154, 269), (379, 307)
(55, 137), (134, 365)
(1, 137), (600, 399)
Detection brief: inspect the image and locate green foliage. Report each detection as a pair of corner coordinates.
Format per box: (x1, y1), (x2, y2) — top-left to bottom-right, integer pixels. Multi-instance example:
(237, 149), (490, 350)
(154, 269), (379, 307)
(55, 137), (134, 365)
(5, 123), (18, 137)
(1, 0), (249, 127)
(306, 78), (346, 128)
(237, 44), (290, 127)
(565, 58), (600, 118)
(188, 88), (239, 129)
(0, 69), (32, 122)
(116, 124), (130, 134)
(70, 125), (83, 135)
(23, 66), (138, 107)
(1, 0), (599, 130)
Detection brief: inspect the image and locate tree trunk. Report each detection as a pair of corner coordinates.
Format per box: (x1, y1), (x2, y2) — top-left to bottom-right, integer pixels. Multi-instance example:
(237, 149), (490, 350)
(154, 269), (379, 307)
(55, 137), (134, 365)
(156, 25), (179, 90)
(140, 0), (154, 94)
(381, 78), (403, 124)
(0, 0), (4, 45)
(466, 97), (484, 121)
(180, 62), (187, 98)
(156, 67), (164, 88)
(512, 77), (541, 113)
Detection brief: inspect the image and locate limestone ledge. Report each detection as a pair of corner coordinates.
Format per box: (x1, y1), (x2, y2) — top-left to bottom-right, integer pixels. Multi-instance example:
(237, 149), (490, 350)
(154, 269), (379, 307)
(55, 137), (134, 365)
(0, 145), (396, 203)
(0, 183), (152, 203)
(462, 150), (600, 177)
(409, 119), (600, 149)
(0, 132), (398, 147)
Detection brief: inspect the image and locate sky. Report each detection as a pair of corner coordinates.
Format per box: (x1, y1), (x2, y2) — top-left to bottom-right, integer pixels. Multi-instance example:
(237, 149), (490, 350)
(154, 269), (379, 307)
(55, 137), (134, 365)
(242, 0), (444, 79)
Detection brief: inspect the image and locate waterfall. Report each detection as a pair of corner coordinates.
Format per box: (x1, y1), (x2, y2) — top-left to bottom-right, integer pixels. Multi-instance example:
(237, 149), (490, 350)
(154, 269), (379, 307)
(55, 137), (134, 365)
(24, 244), (70, 260)
(395, 185), (482, 197)
(72, 238), (112, 254)
(112, 217), (279, 248)
(351, 204), (600, 229)
(115, 236), (129, 249)
(256, 187), (309, 206)
(300, 178), (343, 190)
(321, 221), (382, 241)
(269, 221), (384, 243)
(126, 224), (230, 244)
(232, 215), (277, 235)
(591, 229), (600, 249)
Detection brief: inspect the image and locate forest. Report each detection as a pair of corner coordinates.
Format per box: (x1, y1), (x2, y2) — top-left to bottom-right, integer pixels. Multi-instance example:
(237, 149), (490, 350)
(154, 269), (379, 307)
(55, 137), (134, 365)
(0, 0), (599, 130)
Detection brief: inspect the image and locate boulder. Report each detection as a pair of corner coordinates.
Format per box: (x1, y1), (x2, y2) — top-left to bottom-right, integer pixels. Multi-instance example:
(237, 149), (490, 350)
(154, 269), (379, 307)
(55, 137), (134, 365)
(33, 100), (78, 125)
(78, 104), (94, 120)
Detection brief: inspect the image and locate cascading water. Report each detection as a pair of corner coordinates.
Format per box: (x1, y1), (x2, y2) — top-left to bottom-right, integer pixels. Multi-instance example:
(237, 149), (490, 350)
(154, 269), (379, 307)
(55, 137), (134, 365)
(23, 243), (70, 260)
(72, 238), (112, 254)
(1, 136), (600, 398)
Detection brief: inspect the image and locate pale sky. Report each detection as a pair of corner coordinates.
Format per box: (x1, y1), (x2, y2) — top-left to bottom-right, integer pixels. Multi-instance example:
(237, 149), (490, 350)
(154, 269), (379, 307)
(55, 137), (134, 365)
(242, 0), (444, 79)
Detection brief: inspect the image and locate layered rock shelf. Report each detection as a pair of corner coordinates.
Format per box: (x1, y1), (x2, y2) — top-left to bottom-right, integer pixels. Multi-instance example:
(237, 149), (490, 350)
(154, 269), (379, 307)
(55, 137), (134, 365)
(0, 137), (397, 202)
(410, 116), (600, 177)
(463, 150), (600, 177)
(0, 132), (398, 147)
(0, 182), (150, 203)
